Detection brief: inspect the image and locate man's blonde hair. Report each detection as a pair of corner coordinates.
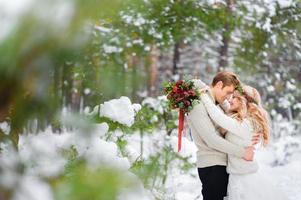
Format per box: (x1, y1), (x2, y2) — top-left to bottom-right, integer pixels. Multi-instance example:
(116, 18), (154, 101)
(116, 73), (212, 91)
(212, 71), (240, 88)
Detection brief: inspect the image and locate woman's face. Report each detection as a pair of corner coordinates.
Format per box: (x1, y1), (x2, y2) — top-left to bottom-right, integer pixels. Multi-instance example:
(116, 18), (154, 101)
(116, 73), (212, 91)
(229, 95), (240, 112)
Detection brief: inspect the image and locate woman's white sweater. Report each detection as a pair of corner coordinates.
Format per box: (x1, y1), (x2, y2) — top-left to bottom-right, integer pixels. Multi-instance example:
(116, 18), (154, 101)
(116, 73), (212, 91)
(201, 94), (259, 174)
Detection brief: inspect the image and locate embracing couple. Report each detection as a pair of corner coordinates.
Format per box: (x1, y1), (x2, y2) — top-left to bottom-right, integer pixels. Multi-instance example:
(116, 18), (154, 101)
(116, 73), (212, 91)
(187, 71), (288, 200)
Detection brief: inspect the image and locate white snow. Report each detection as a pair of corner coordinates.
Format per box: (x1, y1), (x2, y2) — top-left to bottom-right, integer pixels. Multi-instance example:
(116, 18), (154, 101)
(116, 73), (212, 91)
(95, 25), (112, 33)
(1, 96), (301, 200)
(0, 143), (22, 188)
(84, 88), (91, 95)
(142, 95), (167, 114)
(286, 81), (297, 91)
(18, 130), (72, 177)
(133, 103), (142, 113)
(103, 44), (123, 53)
(262, 18), (272, 32)
(277, 0), (294, 8)
(12, 176), (54, 200)
(293, 103), (301, 110)
(0, 121), (10, 135)
(83, 138), (130, 170)
(279, 97), (291, 108)
(99, 96), (141, 127)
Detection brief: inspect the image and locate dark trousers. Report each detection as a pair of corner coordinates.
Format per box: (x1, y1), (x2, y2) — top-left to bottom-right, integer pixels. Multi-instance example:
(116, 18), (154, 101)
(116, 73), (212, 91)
(198, 165), (229, 200)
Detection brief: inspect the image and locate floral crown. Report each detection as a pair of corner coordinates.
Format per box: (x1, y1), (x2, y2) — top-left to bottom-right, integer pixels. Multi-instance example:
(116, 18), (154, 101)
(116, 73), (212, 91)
(235, 84), (258, 105)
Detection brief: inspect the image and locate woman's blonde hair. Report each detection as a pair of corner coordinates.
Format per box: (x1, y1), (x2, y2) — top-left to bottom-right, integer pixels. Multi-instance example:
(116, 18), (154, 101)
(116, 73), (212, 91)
(229, 91), (248, 122)
(243, 86), (270, 146)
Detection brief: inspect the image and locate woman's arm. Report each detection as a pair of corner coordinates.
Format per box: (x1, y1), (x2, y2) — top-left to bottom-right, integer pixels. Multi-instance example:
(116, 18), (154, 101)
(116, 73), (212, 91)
(201, 93), (251, 138)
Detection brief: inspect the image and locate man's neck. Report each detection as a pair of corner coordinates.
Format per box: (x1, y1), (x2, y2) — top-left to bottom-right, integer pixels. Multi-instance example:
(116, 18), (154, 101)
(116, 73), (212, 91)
(208, 86), (218, 105)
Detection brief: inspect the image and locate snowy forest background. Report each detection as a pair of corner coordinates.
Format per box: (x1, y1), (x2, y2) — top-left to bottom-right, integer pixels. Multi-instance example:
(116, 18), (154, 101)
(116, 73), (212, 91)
(0, 0), (300, 199)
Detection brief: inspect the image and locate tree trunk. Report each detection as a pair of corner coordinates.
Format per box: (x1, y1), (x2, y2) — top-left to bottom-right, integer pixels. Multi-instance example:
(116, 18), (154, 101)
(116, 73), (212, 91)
(173, 42), (181, 76)
(149, 45), (159, 97)
(218, 0), (234, 71)
(62, 64), (73, 109)
(128, 55), (140, 101)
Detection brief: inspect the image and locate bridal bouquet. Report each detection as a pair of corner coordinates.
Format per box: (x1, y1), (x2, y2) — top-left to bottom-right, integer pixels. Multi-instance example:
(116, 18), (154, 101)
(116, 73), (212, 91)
(163, 79), (201, 152)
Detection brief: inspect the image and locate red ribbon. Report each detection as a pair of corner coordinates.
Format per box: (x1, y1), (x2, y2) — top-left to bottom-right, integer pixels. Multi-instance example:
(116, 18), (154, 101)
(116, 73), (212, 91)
(178, 109), (185, 152)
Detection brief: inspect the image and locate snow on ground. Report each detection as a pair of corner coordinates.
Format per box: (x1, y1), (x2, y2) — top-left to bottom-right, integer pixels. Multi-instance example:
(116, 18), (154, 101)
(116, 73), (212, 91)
(165, 138), (202, 200)
(168, 140), (301, 200)
(13, 129), (301, 200)
(97, 96), (301, 200)
(7, 125), (154, 200)
(125, 127), (301, 200)
(0, 97), (154, 200)
(256, 146), (301, 200)
(1, 95), (300, 200)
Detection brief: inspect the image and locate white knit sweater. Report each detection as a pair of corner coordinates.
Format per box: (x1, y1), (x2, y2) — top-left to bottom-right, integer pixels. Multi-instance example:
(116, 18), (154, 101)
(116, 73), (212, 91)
(201, 93), (259, 174)
(186, 79), (245, 168)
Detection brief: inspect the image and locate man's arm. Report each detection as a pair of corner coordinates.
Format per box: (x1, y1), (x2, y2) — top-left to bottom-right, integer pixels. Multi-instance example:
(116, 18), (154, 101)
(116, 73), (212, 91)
(187, 102), (252, 159)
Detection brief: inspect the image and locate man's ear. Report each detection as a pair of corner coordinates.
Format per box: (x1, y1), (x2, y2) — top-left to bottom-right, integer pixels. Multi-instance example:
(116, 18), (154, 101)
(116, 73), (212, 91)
(216, 81), (224, 89)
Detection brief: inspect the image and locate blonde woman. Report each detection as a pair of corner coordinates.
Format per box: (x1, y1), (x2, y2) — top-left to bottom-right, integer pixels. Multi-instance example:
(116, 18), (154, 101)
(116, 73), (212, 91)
(200, 85), (288, 200)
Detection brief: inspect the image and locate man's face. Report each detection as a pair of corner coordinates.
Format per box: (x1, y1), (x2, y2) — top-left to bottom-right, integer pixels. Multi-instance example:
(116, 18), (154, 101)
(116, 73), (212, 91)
(214, 82), (235, 104)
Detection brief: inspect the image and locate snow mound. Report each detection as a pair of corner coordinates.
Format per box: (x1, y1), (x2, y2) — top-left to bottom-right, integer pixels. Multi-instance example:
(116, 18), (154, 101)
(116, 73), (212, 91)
(100, 96), (141, 127)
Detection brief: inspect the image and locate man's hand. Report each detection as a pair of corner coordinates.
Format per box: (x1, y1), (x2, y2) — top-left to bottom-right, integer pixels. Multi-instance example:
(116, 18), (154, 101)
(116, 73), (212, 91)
(243, 146), (255, 161)
(251, 132), (261, 146)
